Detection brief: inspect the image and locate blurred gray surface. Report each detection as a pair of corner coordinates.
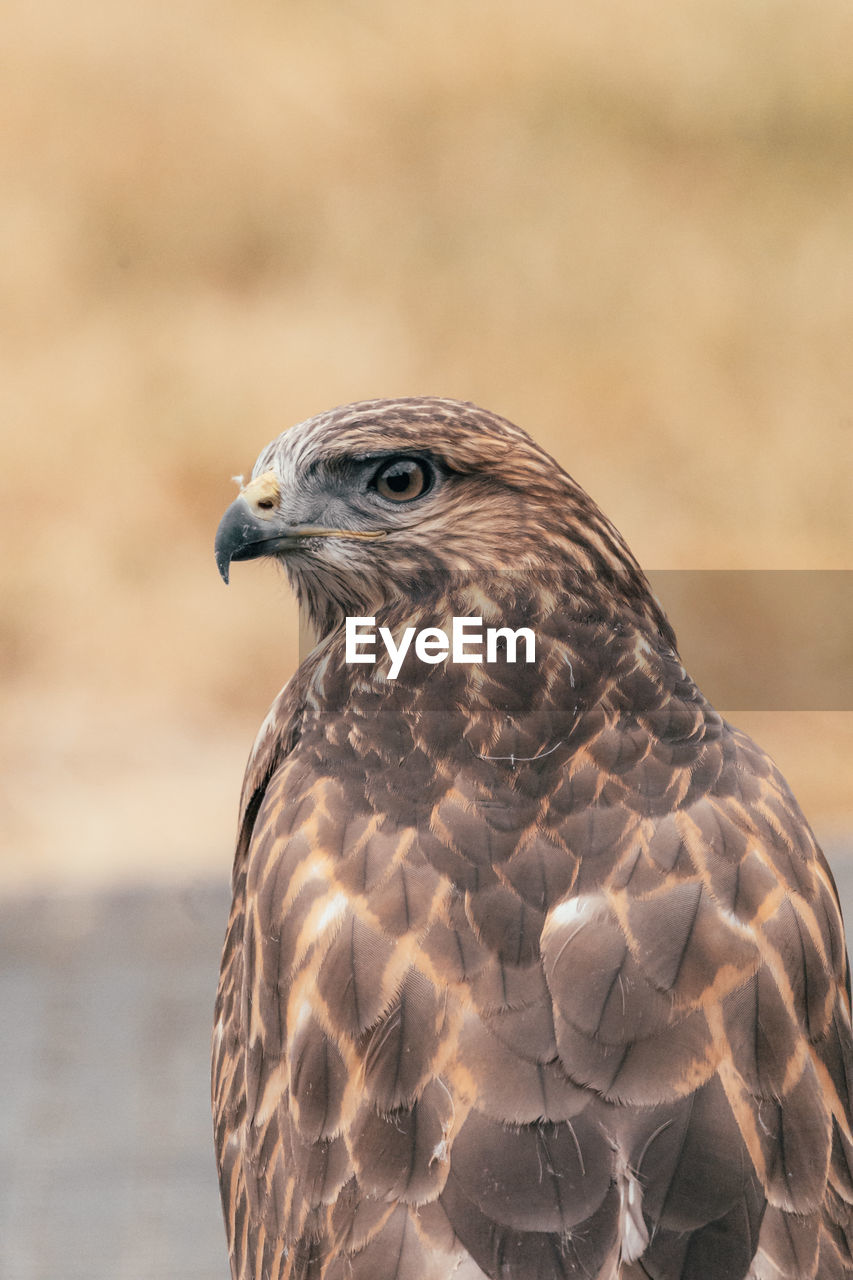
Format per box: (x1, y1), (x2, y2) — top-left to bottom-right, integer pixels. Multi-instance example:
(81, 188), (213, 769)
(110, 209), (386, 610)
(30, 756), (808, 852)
(0, 880), (231, 1280)
(829, 842), (853, 938)
(1, 848), (852, 1279)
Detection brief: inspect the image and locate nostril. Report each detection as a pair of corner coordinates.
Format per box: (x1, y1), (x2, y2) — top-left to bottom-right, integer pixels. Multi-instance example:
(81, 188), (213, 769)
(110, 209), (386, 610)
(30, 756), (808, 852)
(256, 499), (275, 511)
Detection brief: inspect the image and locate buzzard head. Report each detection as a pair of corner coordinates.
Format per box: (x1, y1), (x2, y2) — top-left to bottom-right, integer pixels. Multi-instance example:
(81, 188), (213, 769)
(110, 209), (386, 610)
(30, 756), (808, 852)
(215, 396), (673, 644)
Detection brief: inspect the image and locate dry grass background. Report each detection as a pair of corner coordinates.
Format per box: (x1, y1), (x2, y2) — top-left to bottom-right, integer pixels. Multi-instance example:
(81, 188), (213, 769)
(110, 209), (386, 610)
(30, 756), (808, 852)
(2, 0), (852, 891)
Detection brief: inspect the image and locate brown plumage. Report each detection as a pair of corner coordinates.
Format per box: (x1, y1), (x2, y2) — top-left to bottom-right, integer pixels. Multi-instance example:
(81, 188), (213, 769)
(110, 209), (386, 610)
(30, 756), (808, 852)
(212, 397), (853, 1280)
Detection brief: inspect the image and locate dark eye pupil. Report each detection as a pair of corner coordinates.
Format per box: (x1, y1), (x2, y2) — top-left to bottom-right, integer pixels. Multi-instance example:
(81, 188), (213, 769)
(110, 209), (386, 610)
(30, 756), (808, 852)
(387, 466), (412, 491)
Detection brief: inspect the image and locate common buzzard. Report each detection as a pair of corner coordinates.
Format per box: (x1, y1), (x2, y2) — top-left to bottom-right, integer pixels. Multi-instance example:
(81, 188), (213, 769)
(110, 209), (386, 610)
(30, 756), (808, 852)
(213, 397), (853, 1279)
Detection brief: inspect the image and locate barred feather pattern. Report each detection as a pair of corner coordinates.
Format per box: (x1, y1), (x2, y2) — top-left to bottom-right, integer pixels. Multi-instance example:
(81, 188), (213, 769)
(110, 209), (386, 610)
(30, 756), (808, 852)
(213, 400), (853, 1280)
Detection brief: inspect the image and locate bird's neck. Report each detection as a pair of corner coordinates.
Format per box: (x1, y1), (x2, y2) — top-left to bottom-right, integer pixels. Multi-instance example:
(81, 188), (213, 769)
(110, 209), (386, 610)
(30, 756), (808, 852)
(297, 569), (682, 729)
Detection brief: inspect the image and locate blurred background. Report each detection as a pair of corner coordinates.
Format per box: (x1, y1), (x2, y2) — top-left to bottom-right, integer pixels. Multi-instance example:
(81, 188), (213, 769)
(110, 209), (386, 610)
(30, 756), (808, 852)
(2, 1), (852, 1275)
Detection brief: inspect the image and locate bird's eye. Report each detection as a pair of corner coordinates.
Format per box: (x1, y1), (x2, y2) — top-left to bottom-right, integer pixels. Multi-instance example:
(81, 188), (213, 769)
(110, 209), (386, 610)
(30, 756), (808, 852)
(373, 457), (432, 503)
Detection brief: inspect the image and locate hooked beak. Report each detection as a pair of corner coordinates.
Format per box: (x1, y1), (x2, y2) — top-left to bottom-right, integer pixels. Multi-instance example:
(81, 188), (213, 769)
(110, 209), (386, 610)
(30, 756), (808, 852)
(214, 470), (385, 583)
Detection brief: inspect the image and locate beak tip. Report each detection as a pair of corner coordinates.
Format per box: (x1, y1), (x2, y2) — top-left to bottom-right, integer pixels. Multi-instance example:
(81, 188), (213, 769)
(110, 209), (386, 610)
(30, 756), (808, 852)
(214, 543), (232, 584)
(215, 496), (250, 583)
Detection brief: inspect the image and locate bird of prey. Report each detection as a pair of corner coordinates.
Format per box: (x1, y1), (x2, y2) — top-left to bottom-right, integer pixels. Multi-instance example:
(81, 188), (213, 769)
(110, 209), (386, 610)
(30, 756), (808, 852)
(213, 397), (853, 1280)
